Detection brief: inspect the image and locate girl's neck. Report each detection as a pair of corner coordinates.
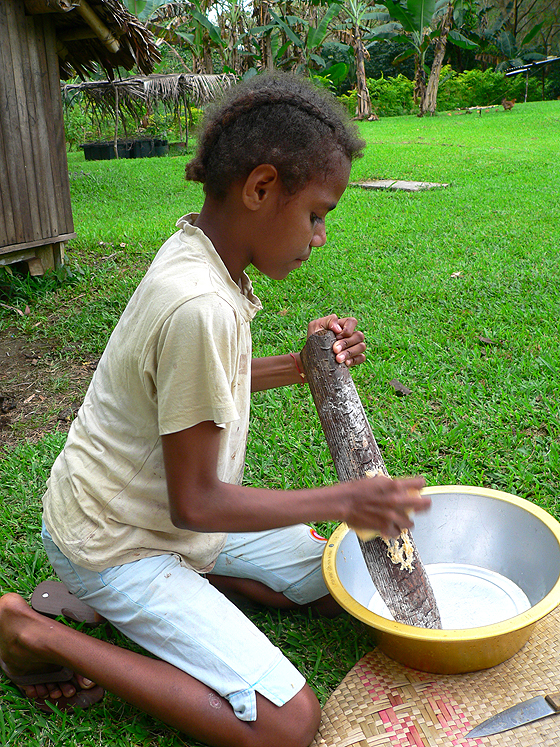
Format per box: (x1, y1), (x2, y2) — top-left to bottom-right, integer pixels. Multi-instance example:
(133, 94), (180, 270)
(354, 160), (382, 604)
(194, 197), (248, 284)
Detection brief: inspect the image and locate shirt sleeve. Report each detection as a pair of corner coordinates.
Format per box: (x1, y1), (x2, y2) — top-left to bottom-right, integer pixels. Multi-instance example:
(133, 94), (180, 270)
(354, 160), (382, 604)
(153, 293), (241, 435)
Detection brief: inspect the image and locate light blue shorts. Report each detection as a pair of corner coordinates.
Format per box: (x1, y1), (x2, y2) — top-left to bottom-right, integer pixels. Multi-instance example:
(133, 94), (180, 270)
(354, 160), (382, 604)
(41, 524), (329, 721)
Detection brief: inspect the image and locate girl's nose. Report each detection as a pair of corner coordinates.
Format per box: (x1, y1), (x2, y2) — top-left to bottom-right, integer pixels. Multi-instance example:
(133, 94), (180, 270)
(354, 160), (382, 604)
(310, 222), (327, 248)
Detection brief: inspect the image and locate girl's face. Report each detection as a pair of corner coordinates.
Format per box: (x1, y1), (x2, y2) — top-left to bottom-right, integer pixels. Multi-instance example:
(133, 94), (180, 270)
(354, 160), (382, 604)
(250, 154), (351, 281)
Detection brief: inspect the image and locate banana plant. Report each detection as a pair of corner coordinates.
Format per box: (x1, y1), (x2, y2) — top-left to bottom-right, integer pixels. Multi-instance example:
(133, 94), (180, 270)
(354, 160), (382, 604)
(121, 0), (168, 19)
(336, 0), (385, 118)
(123, 1), (225, 74)
(468, 12), (545, 72)
(249, 2), (341, 73)
(369, 0), (478, 115)
(495, 23), (545, 70)
(311, 61), (350, 91)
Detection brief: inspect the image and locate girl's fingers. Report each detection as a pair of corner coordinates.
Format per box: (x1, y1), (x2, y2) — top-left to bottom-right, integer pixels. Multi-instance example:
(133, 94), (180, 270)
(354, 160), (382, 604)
(333, 338), (366, 365)
(335, 316), (358, 337)
(332, 320), (365, 365)
(305, 315), (366, 365)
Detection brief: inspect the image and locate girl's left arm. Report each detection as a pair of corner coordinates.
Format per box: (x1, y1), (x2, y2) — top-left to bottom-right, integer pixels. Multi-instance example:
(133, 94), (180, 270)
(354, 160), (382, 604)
(251, 314), (366, 392)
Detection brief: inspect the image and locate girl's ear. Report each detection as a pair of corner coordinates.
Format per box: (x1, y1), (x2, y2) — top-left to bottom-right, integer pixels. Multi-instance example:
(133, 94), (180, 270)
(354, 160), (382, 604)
(242, 164), (280, 211)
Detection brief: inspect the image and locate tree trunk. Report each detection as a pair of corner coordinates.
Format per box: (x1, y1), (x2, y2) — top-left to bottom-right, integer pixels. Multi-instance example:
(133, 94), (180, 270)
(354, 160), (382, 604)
(301, 330), (442, 629)
(354, 30), (372, 119)
(254, 0), (274, 71)
(423, 2), (455, 115)
(203, 41), (214, 74)
(414, 55), (427, 116)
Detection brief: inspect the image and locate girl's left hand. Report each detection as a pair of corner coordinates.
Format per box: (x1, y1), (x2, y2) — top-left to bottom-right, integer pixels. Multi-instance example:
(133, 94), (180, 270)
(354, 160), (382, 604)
(307, 314), (366, 367)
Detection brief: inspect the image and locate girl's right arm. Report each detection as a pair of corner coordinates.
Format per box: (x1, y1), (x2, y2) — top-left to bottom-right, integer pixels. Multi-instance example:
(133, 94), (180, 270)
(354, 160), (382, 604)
(162, 421), (429, 538)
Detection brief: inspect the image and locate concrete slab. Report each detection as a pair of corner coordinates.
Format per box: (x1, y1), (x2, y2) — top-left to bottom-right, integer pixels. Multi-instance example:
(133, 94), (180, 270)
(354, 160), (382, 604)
(351, 179), (449, 192)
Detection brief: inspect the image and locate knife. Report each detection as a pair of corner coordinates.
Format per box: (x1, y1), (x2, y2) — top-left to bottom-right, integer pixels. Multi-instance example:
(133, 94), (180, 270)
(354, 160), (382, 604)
(465, 691), (560, 738)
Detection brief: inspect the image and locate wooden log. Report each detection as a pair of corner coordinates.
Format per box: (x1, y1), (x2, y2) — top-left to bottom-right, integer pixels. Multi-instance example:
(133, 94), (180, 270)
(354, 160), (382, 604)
(75, 0), (121, 54)
(301, 330), (442, 629)
(24, 0), (75, 14)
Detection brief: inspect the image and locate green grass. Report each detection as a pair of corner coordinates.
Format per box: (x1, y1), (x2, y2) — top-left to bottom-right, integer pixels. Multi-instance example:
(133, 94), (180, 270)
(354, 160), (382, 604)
(1, 100), (560, 744)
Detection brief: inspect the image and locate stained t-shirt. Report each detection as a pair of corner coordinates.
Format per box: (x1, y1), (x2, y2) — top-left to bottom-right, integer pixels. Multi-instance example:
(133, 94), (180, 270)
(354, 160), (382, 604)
(43, 214), (262, 572)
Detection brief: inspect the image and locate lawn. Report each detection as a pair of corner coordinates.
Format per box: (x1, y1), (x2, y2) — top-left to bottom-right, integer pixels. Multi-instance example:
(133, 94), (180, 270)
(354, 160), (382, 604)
(1, 99), (559, 746)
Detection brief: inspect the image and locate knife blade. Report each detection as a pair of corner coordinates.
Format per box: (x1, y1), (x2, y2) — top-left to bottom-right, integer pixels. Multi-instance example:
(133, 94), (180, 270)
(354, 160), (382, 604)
(465, 691), (560, 738)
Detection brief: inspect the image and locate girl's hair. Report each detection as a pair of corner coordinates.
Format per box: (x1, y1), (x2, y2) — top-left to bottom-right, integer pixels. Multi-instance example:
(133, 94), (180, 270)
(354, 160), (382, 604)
(186, 73), (365, 200)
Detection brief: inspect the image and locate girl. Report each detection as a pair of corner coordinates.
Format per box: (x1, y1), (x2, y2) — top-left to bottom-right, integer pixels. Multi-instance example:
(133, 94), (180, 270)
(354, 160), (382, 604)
(0, 74), (429, 747)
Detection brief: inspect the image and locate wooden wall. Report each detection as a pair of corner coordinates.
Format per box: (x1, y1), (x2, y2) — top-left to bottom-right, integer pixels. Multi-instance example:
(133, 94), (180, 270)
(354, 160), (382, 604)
(0, 0), (75, 270)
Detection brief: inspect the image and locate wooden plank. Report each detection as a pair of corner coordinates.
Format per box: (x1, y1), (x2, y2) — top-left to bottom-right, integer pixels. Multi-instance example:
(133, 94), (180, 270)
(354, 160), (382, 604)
(43, 16), (75, 234)
(24, 11), (59, 240)
(0, 118), (16, 248)
(0, 1), (75, 252)
(0, 242), (67, 275)
(0, 232), (76, 255)
(0, 248), (38, 267)
(0, 6), (17, 246)
(301, 330), (442, 629)
(0, 1), (28, 247)
(36, 243), (65, 273)
(9, 1), (44, 242)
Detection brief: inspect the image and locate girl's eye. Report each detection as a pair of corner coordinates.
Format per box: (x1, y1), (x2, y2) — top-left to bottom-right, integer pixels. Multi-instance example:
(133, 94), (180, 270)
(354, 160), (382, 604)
(311, 213), (323, 226)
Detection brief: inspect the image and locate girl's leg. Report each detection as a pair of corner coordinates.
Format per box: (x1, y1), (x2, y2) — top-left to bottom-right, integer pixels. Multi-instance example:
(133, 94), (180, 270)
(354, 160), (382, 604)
(0, 593), (320, 747)
(207, 574), (341, 617)
(208, 525), (342, 617)
(40, 532), (316, 743)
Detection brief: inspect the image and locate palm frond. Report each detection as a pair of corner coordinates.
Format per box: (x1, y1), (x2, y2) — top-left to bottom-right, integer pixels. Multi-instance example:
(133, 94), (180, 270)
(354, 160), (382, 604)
(62, 72), (237, 123)
(51, 0), (161, 80)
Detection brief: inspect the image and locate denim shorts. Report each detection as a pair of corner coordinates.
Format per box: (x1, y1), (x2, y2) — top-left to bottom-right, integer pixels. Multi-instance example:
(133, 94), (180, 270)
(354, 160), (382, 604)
(41, 523), (328, 721)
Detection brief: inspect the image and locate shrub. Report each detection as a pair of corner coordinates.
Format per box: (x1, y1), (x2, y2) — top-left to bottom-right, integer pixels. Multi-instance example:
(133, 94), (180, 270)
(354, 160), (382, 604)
(336, 67), (544, 119)
(544, 63), (560, 100)
(437, 66), (541, 110)
(338, 89), (357, 116)
(63, 103), (205, 150)
(63, 104), (103, 150)
(321, 41), (355, 95)
(337, 76), (417, 117)
(367, 74), (416, 116)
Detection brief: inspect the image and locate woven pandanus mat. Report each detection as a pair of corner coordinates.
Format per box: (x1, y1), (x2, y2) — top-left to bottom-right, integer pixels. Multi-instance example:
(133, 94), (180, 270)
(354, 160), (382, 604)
(311, 605), (560, 747)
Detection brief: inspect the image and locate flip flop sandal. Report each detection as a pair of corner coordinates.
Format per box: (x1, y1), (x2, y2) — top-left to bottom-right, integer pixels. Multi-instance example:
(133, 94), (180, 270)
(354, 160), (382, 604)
(0, 656), (104, 714)
(31, 581), (102, 627)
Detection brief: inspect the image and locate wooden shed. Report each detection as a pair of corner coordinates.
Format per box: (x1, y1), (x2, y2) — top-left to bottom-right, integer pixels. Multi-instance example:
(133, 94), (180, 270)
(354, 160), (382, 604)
(0, 0), (159, 275)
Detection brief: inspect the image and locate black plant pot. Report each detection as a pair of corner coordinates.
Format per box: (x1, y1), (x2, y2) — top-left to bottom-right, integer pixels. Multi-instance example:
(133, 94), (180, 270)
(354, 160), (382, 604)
(82, 141), (132, 161)
(132, 139), (155, 158)
(154, 139), (169, 157)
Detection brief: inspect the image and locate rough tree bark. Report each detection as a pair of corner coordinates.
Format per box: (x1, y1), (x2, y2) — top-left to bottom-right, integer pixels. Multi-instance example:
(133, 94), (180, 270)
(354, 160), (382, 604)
(423, 2), (455, 115)
(354, 29), (372, 119)
(301, 330), (442, 629)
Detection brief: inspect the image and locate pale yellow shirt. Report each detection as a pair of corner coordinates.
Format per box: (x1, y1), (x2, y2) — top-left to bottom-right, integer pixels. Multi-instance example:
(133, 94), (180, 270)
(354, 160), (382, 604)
(43, 215), (262, 572)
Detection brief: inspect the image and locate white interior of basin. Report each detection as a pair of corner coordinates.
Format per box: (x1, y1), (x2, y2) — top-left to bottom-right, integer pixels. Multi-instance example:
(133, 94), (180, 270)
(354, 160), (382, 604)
(367, 562), (531, 628)
(333, 490), (560, 628)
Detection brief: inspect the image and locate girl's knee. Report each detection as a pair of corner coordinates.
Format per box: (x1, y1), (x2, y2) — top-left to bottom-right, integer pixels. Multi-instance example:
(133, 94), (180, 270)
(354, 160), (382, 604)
(251, 686), (320, 747)
(292, 685), (321, 742)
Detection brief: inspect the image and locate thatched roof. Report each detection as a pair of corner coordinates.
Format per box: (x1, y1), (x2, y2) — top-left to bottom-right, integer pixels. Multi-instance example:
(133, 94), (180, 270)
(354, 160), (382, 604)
(62, 73), (238, 120)
(24, 0), (160, 80)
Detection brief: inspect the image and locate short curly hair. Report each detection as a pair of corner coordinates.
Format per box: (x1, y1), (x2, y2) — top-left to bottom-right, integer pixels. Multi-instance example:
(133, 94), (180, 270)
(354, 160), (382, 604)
(185, 73), (365, 200)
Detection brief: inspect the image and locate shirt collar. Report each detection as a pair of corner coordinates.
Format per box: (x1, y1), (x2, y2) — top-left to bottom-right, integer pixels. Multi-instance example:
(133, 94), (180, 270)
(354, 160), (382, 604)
(176, 213), (262, 318)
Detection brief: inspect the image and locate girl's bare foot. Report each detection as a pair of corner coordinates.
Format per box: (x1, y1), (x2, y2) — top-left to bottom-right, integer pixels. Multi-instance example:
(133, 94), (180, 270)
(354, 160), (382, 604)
(0, 593), (101, 707)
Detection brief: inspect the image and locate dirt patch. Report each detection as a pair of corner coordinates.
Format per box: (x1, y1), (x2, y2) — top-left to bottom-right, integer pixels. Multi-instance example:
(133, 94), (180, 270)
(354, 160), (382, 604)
(0, 328), (97, 449)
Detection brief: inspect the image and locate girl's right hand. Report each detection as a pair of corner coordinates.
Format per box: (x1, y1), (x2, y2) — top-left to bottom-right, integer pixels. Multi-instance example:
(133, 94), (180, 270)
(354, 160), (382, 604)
(307, 314), (366, 368)
(345, 474), (429, 538)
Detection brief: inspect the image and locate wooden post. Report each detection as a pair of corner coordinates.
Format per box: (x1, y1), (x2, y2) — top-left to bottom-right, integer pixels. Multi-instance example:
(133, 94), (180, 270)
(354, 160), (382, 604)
(301, 330), (442, 629)
(113, 84), (118, 159)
